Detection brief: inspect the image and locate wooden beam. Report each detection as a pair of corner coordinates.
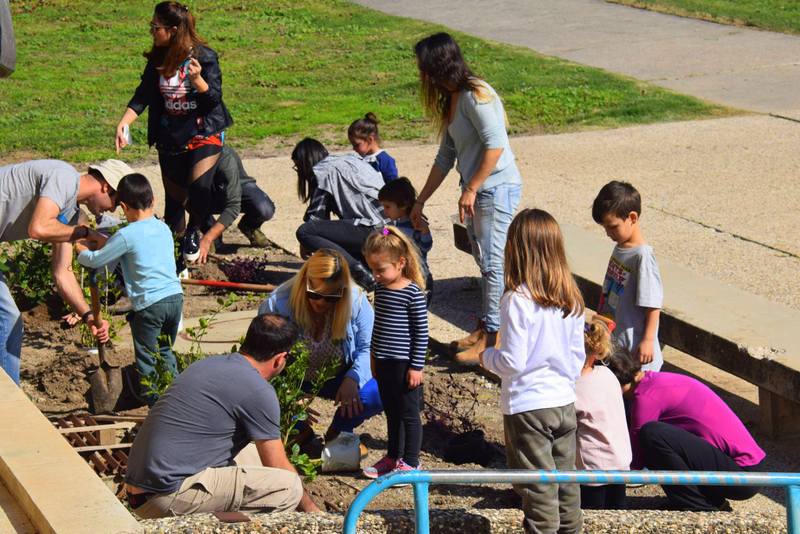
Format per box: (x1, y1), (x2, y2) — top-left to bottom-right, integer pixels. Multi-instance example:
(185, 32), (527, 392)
(57, 422), (135, 434)
(74, 443), (132, 453)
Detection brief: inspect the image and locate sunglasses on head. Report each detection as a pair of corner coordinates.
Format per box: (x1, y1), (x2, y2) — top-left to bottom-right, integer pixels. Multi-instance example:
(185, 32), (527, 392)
(305, 282), (344, 302)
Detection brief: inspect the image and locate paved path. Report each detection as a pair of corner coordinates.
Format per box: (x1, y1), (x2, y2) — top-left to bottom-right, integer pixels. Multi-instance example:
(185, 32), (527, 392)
(140, 114), (800, 316)
(355, 0), (800, 116)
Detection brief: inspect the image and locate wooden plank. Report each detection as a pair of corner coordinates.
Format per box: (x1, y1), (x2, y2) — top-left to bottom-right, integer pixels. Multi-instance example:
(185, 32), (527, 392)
(92, 414), (147, 423)
(56, 422), (135, 434)
(0, 372), (143, 534)
(74, 443), (132, 453)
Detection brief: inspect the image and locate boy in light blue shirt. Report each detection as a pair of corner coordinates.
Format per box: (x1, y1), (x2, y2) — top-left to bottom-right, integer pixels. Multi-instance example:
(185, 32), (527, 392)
(77, 173), (183, 404)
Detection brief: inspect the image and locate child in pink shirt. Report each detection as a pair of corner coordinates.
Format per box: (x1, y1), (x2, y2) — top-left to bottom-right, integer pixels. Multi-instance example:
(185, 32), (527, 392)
(575, 315), (631, 509)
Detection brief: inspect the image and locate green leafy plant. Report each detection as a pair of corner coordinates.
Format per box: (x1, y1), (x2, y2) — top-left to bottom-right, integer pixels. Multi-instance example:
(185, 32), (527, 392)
(75, 264), (127, 347)
(270, 341), (339, 480)
(141, 292), (241, 398)
(1, 241), (53, 306)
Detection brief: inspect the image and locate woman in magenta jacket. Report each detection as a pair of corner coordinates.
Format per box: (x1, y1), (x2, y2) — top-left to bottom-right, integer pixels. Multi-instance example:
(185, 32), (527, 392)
(605, 348), (766, 511)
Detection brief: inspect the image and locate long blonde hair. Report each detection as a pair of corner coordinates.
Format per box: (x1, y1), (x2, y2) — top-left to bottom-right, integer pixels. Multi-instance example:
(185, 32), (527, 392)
(584, 315), (614, 360)
(362, 226), (425, 289)
(504, 208), (584, 317)
(288, 249), (353, 341)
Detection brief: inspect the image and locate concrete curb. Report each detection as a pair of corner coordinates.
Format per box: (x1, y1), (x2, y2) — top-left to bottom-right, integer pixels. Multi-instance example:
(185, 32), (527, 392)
(0, 372), (141, 533)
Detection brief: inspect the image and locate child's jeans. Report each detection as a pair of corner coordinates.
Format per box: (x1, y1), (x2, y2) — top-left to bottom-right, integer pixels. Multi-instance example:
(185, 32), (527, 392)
(130, 293), (184, 405)
(374, 359), (423, 467)
(504, 403), (582, 534)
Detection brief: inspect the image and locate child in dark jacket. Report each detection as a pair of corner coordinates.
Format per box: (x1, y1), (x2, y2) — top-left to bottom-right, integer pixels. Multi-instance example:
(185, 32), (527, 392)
(378, 178), (433, 301)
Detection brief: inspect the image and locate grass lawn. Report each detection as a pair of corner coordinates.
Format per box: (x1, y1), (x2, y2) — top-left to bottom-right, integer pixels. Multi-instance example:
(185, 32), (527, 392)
(0, 0), (732, 163)
(608, 0), (800, 35)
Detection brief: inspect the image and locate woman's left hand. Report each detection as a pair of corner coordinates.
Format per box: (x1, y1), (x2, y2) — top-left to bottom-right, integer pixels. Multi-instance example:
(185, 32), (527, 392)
(458, 188), (477, 223)
(187, 58), (202, 81)
(335, 377), (363, 419)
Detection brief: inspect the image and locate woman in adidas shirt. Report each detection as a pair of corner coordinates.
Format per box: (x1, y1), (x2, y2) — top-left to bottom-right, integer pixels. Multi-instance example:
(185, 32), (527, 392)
(115, 2), (233, 264)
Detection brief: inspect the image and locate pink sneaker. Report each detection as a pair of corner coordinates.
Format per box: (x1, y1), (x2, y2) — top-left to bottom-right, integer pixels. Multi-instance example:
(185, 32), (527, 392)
(393, 459), (420, 472)
(363, 456), (398, 479)
(390, 459), (420, 487)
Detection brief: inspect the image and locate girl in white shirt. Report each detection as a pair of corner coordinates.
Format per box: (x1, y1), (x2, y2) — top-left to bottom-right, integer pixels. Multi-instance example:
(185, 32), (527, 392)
(481, 208), (585, 534)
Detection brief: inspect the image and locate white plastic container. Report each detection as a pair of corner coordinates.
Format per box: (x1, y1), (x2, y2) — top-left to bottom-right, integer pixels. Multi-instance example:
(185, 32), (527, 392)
(321, 432), (361, 472)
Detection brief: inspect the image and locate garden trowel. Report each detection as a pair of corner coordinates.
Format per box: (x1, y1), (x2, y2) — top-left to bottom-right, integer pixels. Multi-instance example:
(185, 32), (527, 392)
(88, 269), (122, 413)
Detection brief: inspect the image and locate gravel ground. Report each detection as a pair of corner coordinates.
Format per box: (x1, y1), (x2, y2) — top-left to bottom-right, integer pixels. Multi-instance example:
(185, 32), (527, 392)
(140, 508), (788, 533)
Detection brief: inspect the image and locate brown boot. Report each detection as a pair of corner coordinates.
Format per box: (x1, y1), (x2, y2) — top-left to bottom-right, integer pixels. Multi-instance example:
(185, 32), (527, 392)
(453, 329), (487, 366)
(450, 320), (485, 353)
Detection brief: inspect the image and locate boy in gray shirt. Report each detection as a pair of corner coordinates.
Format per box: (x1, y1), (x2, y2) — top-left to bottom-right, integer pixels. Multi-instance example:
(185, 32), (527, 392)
(592, 181), (663, 371)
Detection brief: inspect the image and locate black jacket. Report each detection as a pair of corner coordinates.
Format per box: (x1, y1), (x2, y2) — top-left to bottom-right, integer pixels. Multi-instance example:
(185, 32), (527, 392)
(127, 45), (233, 148)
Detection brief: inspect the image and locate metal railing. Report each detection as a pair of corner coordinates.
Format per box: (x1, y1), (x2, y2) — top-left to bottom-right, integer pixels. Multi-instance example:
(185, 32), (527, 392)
(342, 469), (800, 534)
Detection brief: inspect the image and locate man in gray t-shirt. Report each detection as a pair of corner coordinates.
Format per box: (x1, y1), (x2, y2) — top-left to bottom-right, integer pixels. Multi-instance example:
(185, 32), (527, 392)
(125, 314), (319, 518)
(0, 159), (131, 384)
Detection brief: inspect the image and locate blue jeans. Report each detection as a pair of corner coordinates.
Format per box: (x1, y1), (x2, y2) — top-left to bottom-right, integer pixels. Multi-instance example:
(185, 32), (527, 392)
(0, 272), (23, 385)
(203, 181), (276, 233)
(466, 183), (522, 332)
(130, 293), (183, 405)
(314, 373), (383, 433)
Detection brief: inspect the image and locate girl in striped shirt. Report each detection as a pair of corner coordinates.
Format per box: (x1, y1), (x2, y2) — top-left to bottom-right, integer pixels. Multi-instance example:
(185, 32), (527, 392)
(362, 226), (429, 478)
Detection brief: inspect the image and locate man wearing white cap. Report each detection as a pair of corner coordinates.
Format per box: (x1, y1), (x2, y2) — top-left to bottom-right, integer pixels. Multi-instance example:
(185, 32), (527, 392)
(0, 158), (133, 384)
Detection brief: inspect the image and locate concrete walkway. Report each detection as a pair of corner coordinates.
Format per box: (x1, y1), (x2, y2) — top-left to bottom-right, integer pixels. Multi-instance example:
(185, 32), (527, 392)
(354, 0), (800, 116)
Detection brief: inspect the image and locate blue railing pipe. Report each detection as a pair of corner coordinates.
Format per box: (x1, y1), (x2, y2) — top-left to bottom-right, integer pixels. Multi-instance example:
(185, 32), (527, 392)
(342, 469), (800, 534)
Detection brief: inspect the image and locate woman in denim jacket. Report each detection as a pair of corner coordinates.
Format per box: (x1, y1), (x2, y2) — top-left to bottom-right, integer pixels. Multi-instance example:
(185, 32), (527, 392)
(259, 249), (382, 443)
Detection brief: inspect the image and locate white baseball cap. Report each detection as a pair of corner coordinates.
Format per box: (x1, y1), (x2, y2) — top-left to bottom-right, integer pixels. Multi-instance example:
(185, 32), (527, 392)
(87, 159), (135, 191)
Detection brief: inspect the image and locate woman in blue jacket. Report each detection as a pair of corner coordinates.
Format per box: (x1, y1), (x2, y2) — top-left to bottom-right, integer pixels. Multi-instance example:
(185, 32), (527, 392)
(115, 1), (233, 263)
(259, 249), (382, 442)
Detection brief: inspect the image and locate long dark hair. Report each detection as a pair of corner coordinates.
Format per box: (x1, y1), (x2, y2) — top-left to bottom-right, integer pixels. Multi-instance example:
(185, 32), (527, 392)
(145, 2), (207, 76)
(414, 32), (486, 137)
(291, 138), (329, 203)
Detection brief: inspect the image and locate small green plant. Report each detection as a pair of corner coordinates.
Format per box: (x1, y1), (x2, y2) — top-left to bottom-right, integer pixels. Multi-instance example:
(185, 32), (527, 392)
(76, 264), (127, 347)
(1, 241), (53, 305)
(178, 292), (241, 371)
(270, 341), (339, 480)
(137, 333), (179, 400)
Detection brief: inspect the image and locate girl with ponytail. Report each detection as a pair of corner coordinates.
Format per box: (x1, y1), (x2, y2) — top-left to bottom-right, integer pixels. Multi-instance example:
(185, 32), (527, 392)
(361, 226), (429, 478)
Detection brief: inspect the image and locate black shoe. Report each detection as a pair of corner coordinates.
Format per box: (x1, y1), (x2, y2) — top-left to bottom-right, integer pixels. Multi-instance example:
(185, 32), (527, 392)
(351, 264), (377, 292)
(182, 228), (200, 262)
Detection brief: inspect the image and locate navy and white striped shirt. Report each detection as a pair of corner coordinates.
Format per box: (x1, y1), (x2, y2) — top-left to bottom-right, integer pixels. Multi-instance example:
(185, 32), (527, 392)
(372, 283), (428, 369)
